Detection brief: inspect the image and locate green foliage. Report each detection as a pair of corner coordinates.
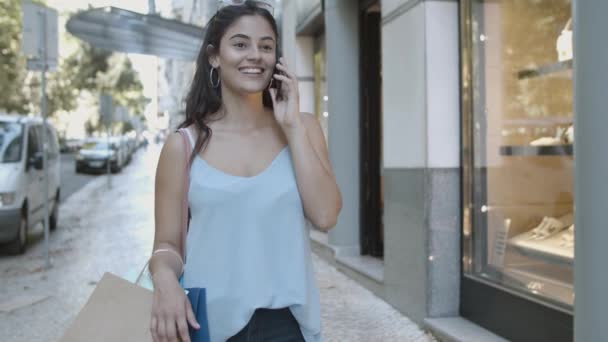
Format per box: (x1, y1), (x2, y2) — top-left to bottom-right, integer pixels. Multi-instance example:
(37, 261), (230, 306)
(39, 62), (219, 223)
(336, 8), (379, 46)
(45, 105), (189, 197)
(84, 119), (96, 136)
(67, 42), (147, 120)
(0, 0), (29, 113)
(0, 0), (146, 125)
(67, 44), (112, 91)
(120, 121), (135, 134)
(103, 55), (147, 117)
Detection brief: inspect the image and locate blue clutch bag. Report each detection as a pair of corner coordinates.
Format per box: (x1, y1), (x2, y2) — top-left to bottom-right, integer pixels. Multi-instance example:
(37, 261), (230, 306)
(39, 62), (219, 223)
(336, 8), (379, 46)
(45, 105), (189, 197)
(185, 287), (211, 342)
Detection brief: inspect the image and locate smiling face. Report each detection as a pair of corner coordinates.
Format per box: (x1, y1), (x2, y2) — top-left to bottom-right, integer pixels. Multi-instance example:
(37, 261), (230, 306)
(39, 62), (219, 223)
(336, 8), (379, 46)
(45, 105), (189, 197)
(209, 15), (277, 95)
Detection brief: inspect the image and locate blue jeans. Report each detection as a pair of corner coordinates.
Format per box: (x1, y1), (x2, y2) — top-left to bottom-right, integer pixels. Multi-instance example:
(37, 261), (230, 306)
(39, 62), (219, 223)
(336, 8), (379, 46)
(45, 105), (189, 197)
(227, 308), (305, 342)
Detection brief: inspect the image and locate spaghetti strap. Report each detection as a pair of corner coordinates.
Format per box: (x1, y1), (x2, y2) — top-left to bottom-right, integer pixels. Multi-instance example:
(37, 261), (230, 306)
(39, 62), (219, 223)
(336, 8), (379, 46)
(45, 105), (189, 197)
(183, 127), (195, 149)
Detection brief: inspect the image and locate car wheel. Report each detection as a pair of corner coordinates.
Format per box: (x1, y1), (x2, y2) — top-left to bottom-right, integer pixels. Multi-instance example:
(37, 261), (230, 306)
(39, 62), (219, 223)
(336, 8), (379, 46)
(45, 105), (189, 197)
(111, 160), (121, 173)
(8, 211), (28, 255)
(50, 191), (59, 231)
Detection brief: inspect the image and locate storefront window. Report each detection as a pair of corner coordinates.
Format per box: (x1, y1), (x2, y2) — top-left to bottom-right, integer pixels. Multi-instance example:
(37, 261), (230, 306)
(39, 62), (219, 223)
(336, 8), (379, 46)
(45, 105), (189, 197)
(463, 0), (574, 311)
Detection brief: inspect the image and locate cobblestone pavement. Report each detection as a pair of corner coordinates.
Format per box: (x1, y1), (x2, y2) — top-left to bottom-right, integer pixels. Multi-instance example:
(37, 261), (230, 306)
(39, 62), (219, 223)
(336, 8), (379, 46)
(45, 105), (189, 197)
(0, 145), (436, 342)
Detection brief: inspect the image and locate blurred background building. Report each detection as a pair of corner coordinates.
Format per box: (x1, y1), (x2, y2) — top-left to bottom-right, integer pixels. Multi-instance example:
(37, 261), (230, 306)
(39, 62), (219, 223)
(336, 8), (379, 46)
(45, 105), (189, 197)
(158, 0), (212, 129)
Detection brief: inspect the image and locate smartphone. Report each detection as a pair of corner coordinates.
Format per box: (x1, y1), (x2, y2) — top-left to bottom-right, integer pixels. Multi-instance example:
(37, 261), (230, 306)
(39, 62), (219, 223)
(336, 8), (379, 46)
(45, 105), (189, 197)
(271, 47), (285, 101)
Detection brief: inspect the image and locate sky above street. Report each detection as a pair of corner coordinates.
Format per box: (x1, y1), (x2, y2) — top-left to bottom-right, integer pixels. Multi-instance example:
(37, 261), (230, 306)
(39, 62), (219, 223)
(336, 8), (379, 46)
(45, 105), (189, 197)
(46, 0), (172, 16)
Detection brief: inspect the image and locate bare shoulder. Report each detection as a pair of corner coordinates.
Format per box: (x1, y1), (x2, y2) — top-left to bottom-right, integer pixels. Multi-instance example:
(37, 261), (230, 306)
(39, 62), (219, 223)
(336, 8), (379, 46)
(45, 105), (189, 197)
(158, 131), (187, 166)
(163, 131), (186, 153)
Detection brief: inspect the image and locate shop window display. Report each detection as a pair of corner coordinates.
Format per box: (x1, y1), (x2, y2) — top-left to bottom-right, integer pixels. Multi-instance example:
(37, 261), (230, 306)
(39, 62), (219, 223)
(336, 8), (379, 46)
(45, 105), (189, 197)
(463, 0), (574, 311)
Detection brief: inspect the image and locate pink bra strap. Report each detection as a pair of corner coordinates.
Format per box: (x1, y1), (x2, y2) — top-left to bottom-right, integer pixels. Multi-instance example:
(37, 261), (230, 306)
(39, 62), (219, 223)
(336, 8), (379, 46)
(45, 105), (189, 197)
(177, 128), (192, 262)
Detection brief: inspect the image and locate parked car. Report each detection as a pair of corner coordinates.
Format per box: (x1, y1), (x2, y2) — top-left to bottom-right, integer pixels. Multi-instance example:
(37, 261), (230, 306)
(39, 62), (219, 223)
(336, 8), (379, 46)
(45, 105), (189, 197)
(75, 139), (124, 173)
(112, 136), (129, 168)
(124, 133), (137, 163)
(110, 135), (130, 167)
(59, 138), (83, 153)
(0, 114), (61, 254)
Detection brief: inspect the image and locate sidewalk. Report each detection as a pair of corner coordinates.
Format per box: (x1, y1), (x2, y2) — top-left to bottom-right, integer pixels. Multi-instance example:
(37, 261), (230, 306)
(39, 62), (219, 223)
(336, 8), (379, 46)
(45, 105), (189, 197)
(0, 145), (436, 342)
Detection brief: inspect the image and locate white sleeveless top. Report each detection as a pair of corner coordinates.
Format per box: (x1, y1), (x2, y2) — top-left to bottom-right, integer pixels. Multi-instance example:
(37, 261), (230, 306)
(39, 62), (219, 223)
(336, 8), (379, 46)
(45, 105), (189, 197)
(181, 129), (322, 342)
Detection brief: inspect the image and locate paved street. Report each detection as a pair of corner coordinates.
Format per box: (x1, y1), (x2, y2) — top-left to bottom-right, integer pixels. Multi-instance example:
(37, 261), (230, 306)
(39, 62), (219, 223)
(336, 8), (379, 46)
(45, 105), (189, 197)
(0, 153), (124, 255)
(0, 144), (436, 342)
(59, 153), (98, 202)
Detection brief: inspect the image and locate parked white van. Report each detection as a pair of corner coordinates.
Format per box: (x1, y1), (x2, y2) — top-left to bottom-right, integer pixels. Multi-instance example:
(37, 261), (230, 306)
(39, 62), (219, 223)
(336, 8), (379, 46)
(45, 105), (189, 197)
(0, 114), (61, 254)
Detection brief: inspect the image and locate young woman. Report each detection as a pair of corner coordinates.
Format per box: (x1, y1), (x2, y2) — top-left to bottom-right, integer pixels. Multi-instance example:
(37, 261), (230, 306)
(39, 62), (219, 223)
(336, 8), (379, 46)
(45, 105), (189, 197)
(149, 2), (342, 341)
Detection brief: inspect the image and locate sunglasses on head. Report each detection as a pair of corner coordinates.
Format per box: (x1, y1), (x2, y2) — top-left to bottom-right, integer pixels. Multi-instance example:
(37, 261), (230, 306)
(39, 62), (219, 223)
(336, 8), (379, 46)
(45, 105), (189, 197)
(217, 0), (274, 16)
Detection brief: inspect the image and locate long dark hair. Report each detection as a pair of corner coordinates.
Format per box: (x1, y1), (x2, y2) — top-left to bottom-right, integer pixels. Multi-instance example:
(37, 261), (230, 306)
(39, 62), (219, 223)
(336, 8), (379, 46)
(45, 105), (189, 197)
(178, 1), (281, 162)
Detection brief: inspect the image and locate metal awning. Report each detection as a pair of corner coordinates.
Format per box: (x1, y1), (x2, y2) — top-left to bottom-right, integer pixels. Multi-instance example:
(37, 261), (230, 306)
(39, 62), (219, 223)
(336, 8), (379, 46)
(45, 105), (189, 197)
(66, 7), (204, 61)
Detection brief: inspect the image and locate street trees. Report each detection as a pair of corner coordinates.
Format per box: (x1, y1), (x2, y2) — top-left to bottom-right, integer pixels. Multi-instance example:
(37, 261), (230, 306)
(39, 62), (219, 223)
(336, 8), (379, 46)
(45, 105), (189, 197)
(67, 43), (148, 133)
(0, 0), (147, 136)
(1, 0), (79, 116)
(0, 0), (29, 113)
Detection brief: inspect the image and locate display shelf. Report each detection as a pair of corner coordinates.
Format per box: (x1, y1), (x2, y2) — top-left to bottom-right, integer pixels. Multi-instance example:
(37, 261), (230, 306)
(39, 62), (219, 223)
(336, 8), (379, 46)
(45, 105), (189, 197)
(508, 230), (573, 265)
(499, 144), (573, 156)
(517, 59), (573, 80)
(502, 117), (573, 126)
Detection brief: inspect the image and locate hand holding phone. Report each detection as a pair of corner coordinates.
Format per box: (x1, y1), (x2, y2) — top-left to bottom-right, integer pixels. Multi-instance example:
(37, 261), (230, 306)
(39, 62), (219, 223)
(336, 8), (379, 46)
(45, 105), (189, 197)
(270, 57), (300, 133)
(270, 47), (285, 101)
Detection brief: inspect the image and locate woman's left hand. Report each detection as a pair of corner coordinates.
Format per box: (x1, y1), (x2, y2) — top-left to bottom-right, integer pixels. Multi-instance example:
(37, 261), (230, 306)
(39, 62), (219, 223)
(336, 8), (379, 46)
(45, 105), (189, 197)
(270, 57), (302, 136)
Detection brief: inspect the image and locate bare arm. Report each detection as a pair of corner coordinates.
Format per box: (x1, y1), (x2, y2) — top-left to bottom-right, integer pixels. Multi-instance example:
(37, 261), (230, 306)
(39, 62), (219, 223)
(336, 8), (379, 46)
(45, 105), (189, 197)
(149, 132), (199, 342)
(150, 132), (188, 282)
(270, 57), (342, 231)
(286, 113), (342, 231)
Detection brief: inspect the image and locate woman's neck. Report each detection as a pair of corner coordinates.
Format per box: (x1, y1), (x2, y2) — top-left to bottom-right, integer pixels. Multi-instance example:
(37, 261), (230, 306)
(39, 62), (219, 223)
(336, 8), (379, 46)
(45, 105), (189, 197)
(217, 84), (272, 130)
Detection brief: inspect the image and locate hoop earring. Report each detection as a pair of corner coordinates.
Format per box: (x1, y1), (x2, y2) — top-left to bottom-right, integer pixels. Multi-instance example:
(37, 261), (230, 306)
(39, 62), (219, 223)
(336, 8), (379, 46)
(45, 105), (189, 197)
(210, 67), (220, 88)
(267, 78), (274, 89)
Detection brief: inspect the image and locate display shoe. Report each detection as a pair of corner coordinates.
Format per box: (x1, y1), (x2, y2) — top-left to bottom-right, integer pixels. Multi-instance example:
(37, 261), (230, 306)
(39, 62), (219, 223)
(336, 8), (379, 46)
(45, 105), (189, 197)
(530, 216), (569, 240)
(560, 224), (575, 247)
(530, 137), (562, 146)
(564, 125), (574, 144)
(530, 217), (551, 239)
(556, 18), (573, 62)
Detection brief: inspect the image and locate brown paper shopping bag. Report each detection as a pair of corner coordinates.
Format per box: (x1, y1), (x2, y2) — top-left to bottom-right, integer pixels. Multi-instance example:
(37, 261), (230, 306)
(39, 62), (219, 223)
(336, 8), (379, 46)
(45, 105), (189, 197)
(60, 272), (153, 342)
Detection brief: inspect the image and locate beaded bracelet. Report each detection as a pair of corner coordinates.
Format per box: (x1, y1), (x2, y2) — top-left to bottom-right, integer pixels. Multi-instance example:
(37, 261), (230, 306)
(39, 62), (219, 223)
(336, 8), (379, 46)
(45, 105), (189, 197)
(151, 248), (184, 275)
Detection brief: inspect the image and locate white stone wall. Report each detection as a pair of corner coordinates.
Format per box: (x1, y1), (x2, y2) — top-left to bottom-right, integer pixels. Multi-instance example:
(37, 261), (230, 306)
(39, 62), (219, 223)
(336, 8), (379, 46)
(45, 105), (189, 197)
(381, 0), (460, 169)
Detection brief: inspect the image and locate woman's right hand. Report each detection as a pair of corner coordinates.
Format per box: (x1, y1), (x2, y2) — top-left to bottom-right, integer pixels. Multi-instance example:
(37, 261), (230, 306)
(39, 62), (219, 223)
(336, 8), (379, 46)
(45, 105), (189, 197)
(150, 270), (200, 342)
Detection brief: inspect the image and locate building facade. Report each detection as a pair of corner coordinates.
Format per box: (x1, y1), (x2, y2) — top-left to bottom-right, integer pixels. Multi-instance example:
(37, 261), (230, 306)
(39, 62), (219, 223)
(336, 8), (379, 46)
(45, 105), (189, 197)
(282, 0), (608, 340)
(160, 0), (216, 129)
